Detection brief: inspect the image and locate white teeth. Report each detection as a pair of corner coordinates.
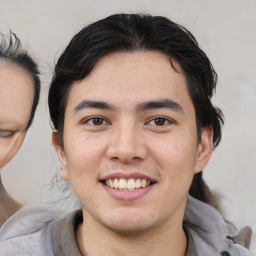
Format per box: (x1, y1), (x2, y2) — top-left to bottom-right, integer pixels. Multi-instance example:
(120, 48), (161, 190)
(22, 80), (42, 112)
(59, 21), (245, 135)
(135, 179), (141, 188)
(109, 179), (114, 188)
(105, 178), (152, 190)
(141, 179), (147, 188)
(114, 178), (119, 189)
(119, 178), (127, 190)
(127, 179), (135, 190)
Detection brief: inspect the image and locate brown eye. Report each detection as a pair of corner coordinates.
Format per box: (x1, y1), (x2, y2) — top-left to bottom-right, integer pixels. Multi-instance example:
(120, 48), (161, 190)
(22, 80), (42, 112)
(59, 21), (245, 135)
(147, 117), (172, 127)
(92, 117), (104, 125)
(154, 117), (167, 126)
(84, 117), (109, 126)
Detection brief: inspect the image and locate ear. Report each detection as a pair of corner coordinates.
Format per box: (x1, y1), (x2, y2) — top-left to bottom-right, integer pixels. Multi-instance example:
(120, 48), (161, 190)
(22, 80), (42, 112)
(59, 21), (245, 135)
(194, 127), (213, 174)
(52, 131), (69, 180)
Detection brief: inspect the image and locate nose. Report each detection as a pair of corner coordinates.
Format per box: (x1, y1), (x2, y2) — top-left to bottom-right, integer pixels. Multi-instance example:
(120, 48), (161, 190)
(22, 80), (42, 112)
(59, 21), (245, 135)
(106, 121), (147, 163)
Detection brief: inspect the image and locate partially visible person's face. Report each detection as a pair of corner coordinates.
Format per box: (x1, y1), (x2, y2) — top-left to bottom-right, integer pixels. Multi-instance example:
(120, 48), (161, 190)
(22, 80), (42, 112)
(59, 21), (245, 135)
(53, 51), (213, 235)
(0, 62), (34, 169)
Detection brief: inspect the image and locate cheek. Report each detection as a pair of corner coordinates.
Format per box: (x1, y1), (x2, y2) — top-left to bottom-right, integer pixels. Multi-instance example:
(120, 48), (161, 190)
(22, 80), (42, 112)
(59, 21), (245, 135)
(64, 132), (107, 176)
(0, 133), (25, 168)
(147, 130), (198, 183)
(63, 134), (104, 203)
(149, 136), (197, 204)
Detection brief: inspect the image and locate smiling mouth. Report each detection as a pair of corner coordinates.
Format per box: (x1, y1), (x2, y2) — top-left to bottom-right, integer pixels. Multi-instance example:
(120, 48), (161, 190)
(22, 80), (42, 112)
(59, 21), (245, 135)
(103, 178), (155, 191)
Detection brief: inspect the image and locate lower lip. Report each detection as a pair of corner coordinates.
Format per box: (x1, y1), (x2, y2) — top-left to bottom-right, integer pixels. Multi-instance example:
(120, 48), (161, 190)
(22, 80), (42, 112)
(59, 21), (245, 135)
(101, 183), (155, 201)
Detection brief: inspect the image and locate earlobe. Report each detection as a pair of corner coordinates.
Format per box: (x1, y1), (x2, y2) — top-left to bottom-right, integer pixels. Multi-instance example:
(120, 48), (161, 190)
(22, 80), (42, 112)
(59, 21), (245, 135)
(194, 127), (213, 174)
(52, 131), (69, 180)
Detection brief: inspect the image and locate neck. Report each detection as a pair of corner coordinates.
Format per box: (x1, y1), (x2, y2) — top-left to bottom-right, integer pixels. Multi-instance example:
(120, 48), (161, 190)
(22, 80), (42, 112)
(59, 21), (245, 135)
(76, 211), (187, 256)
(0, 174), (21, 226)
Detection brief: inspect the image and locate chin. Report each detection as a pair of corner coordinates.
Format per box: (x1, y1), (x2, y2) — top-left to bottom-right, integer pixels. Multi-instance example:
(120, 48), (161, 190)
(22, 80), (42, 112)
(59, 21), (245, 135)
(101, 212), (157, 236)
(107, 223), (154, 236)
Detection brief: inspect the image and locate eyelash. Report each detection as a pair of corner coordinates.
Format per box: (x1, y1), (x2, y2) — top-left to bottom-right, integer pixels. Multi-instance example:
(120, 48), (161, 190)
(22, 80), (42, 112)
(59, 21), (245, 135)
(146, 116), (174, 126)
(0, 130), (15, 138)
(81, 116), (174, 127)
(81, 117), (110, 126)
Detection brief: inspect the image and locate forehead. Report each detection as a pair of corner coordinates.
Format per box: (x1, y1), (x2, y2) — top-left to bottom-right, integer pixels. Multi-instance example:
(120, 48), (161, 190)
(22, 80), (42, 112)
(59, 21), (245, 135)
(67, 51), (192, 111)
(0, 62), (34, 129)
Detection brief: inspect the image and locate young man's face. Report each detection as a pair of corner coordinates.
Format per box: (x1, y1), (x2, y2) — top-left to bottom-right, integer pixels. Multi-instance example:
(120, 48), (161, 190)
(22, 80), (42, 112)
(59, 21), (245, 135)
(54, 51), (212, 234)
(0, 63), (34, 169)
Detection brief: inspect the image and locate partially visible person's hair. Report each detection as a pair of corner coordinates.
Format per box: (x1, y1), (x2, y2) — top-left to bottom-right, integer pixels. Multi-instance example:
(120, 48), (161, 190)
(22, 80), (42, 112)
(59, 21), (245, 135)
(48, 13), (224, 205)
(0, 32), (40, 129)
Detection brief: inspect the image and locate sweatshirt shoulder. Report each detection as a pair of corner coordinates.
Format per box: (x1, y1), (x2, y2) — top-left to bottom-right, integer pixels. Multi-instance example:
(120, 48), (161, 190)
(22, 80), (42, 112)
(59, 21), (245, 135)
(0, 205), (63, 256)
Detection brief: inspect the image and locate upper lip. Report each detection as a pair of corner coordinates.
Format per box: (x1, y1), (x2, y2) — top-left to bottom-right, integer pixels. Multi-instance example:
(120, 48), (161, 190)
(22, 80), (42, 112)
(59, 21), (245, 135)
(99, 172), (157, 182)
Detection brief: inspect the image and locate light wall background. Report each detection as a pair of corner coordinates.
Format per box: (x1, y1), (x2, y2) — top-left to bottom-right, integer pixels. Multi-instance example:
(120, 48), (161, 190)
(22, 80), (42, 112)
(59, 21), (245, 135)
(0, 0), (255, 228)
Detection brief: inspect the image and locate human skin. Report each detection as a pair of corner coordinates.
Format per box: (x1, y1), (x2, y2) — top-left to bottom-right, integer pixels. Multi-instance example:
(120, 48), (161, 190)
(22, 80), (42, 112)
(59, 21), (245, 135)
(0, 62), (34, 227)
(0, 62), (34, 169)
(53, 51), (213, 256)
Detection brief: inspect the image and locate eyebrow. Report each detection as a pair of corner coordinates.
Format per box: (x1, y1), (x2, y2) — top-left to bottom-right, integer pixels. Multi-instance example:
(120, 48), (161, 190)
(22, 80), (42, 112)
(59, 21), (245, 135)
(74, 99), (183, 113)
(74, 100), (116, 112)
(137, 99), (183, 112)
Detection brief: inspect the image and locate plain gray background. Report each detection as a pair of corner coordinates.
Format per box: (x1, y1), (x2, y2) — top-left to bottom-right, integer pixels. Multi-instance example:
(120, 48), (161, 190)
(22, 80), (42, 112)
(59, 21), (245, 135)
(0, 0), (255, 228)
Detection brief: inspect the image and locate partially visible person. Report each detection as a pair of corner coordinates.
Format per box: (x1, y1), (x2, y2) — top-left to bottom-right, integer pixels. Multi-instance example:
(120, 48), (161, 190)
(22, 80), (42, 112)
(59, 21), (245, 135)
(0, 32), (40, 226)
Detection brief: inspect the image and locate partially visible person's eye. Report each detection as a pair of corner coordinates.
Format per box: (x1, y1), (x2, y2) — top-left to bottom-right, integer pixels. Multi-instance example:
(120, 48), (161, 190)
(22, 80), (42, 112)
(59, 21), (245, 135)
(0, 130), (15, 138)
